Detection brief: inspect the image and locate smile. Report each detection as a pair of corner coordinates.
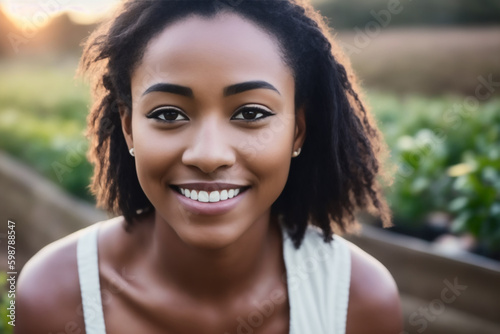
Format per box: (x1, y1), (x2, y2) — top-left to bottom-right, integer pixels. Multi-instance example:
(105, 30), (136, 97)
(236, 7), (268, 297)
(171, 184), (251, 215)
(170, 184), (251, 203)
(178, 187), (248, 203)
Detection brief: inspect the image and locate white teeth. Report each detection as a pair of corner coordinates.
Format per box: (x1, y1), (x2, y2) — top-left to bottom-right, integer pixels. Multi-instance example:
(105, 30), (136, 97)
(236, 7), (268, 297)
(190, 190), (198, 200)
(220, 190), (228, 200)
(209, 191), (220, 202)
(198, 191), (209, 202)
(178, 187), (246, 203)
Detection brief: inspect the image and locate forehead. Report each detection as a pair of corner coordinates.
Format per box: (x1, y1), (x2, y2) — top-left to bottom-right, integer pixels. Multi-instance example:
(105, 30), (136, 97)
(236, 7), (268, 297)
(131, 12), (294, 98)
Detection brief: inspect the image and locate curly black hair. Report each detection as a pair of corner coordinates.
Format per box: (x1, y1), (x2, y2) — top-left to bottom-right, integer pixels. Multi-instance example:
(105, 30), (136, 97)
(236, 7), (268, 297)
(79, 0), (393, 249)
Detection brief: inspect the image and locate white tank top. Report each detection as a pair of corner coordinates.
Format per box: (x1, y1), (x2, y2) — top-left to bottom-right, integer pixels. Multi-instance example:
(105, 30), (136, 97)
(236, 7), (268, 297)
(77, 221), (351, 334)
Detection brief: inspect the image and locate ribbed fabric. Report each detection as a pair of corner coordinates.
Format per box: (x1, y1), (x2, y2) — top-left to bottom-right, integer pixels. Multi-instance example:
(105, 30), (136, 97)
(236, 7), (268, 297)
(281, 223), (351, 334)
(77, 222), (107, 334)
(76, 222), (351, 334)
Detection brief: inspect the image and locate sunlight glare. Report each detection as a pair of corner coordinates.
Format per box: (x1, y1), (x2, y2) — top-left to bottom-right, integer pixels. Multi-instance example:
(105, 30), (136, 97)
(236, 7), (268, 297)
(0, 0), (121, 29)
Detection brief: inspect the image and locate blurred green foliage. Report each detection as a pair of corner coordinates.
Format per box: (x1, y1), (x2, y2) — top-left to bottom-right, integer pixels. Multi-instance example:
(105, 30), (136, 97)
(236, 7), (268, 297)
(370, 93), (500, 251)
(0, 61), (94, 202)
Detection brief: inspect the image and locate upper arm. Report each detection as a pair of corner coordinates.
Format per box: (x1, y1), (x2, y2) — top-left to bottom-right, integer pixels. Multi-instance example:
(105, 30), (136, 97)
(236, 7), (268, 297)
(14, 236), (86, 334)
(345, 242), (403, 334)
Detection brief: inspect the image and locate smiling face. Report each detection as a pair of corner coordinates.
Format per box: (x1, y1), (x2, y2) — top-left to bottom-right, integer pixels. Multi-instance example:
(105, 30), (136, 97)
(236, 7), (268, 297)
(120, 12), (306, 249)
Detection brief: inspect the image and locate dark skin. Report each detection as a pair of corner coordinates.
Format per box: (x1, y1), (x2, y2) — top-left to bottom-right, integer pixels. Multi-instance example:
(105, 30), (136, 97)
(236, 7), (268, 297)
(15, 13), (403, 334)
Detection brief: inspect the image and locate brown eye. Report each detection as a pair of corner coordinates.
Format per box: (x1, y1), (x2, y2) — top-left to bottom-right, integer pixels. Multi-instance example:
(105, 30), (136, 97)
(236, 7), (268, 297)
(161, 110), (181, 121)
(146, 107), (188, 122)
(232, 105), (274, 122)
(241, 109), (259, 119)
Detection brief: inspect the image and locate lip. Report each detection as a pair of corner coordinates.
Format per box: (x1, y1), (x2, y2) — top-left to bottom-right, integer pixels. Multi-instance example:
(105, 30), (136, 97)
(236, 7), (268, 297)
(172, 185), (250, 216)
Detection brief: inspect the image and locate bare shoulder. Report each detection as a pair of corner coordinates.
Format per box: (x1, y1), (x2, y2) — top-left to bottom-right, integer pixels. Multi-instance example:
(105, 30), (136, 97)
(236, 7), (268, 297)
(344, 239), (403, 334)
(15, 223), (98, 334)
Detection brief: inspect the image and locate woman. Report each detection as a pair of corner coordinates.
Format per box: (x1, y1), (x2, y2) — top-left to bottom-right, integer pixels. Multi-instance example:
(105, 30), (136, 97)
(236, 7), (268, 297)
(16, 0), (403, 333)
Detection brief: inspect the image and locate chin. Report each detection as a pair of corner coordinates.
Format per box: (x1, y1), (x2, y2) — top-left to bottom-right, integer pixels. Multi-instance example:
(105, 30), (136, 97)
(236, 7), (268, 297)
(180, 226), (244, 250)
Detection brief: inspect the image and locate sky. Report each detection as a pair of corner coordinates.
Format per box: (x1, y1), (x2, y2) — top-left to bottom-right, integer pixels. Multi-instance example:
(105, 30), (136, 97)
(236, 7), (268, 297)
(0, 0), (122, 27)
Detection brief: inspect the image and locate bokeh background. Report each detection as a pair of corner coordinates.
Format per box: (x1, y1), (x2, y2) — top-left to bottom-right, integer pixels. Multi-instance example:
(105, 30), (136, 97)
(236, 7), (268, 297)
(0, 0), (499, 333)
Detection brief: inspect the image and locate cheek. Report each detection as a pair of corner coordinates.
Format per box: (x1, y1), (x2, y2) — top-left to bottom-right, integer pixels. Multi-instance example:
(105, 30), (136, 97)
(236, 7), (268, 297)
(246, 114), (295, 192)
(131, 121), (179, 193)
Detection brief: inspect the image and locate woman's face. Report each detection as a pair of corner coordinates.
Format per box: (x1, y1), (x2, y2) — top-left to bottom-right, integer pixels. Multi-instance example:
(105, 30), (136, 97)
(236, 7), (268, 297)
(121, 12), (306, 249)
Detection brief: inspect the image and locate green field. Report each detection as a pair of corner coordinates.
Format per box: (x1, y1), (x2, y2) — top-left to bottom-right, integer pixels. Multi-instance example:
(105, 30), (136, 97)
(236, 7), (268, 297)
(0, 59), (94, 201)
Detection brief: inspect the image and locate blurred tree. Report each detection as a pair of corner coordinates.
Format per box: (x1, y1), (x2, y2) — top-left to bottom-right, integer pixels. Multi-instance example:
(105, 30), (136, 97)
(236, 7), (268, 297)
(315, 0), (500, 30)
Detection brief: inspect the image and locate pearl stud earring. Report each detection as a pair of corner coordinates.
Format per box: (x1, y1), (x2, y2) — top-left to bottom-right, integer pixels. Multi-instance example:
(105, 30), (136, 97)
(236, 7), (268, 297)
(292, 147), (302, 158)
(129, 148), (135, 157)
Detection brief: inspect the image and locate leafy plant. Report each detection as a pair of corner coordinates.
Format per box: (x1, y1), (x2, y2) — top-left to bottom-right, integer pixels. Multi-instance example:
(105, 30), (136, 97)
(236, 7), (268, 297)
(370, 93), (500, 253)
(448, 147), (500, 250)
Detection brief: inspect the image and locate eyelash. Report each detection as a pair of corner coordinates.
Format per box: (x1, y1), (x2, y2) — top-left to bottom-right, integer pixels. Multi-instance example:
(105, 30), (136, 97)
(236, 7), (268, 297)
(146, 105), (275, 123)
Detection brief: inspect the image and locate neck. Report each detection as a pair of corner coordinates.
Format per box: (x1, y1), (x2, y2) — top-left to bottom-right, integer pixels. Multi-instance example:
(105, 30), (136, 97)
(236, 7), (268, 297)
(147, 211), (282, 302)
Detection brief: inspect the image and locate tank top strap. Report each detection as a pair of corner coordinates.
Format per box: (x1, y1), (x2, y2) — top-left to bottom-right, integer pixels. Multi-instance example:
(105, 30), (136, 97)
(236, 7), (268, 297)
(77, 222), (107, 334)
(331, 234), (352, 334)
(281, 224), (351, 334)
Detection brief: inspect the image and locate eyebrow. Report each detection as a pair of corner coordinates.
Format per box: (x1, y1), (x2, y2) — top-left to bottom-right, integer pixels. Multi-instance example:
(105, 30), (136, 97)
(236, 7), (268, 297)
(142, 80), (281, 97)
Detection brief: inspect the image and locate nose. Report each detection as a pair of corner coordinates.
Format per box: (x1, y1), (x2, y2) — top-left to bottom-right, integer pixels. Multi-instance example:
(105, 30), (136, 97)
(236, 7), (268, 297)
(181, 116), (236, 174)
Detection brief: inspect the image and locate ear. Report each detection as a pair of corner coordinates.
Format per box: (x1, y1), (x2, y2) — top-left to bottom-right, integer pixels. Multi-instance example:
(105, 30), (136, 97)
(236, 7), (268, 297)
(119, 105), (134, 150)
(293, 105), (306, 152)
